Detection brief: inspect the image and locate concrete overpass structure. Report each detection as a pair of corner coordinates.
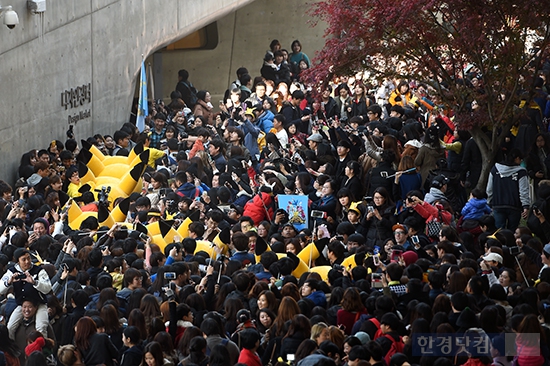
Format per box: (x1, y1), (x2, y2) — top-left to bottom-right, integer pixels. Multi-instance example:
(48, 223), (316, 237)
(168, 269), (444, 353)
(0, 0), (326, 183)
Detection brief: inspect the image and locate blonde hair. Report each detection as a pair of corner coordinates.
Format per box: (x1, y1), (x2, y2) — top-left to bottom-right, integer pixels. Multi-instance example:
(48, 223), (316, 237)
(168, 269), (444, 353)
(310, 322), (328, 341)
(58, 345), (78, 366)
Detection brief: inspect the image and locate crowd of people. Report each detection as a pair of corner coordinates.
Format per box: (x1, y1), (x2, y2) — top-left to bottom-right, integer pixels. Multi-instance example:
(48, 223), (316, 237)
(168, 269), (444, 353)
(1, 38), (550, 366)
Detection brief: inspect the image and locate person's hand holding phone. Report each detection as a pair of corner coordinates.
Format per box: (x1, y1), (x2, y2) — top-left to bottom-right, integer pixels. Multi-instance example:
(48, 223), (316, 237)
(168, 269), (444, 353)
(60, 265), (69, 281)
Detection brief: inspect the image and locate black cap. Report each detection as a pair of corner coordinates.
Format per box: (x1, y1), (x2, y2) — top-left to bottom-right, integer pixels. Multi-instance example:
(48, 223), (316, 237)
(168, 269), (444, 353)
(431, 175), (449, 189)
(13, 248), (30, 262)
(337, 140), (351, 149)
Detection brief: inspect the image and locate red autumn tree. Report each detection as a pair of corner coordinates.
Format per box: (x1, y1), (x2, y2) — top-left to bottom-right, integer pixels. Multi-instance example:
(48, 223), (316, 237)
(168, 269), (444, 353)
(306, 0), (550, 188)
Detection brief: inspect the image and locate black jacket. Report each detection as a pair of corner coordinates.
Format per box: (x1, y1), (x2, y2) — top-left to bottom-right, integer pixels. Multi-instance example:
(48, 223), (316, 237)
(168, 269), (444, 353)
(80, 333), (119, 366)
(120, 344), (144, 366)
(281, 103), (306, 133)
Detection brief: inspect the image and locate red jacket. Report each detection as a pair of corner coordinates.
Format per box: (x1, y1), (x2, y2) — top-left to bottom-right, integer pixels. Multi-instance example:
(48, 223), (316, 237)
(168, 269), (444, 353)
(337, 308), (368, 335)
(414, 201), (452, 224)
(243, 192), (274, 225)
(237, 348), (261, 366)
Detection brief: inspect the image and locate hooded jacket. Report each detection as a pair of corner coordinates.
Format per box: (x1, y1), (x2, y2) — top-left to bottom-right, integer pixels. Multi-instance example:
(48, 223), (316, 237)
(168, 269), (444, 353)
(243, 192), (274, 225)
(306, 290), (327, 308)
(487, 163), (529, 209)
(424, 187), (447, 205)
(256, 110), (275, 133)
(461, 197), (492, 220)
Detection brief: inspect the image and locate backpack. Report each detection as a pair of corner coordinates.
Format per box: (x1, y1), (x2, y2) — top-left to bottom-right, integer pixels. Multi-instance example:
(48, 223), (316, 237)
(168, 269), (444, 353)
(370, 318), (384, 340)
(383, 333), (405, 365)
(179, 81), (198, 107)
(206, 338), (228, 356)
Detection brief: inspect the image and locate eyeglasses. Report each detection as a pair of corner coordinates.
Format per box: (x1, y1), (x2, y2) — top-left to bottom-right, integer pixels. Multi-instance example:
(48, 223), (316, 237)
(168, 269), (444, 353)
(394, 231), (406, 235)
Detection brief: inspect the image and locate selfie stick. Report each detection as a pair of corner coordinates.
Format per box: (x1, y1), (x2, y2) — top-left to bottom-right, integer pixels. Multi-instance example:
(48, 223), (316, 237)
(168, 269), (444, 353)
(217, 264), (223, 284)
(515, 255), (530, 287)
(310, 219), (319, 268)
(385, 168), (417, 179)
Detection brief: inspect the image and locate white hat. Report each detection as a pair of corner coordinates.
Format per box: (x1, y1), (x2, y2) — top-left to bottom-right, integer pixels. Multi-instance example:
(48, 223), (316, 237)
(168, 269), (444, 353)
(404, 139), (422, 149)
(483, 252), (503, 264)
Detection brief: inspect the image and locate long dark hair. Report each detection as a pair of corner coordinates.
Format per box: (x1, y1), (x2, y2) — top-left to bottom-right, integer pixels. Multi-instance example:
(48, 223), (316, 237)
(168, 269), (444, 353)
(373, 186), (394, 207)
(0, 324), (19, 357)
(141, 341), (164, 366)
(74, 317), (97, 351)
(188, 336), (208, 365)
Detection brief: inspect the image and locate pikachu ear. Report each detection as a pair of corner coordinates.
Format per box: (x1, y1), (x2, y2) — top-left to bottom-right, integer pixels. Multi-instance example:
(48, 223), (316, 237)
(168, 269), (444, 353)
(177, 210), (201, 239)
(254, 237), (270, 264)
(127, 141), (144, 162)
(134, 222), (148, 234)
(77, 148), (105, 176)
(298, 238), (328, 267)
(98, 204), (115, 228)
(309, 265), (332, 281)
(110, 197), (131, 223)
(287, 251), (310, 278)
(78, 162), (96, 184)
(147, 221), (161, 237)
(117, 161), (146, 195)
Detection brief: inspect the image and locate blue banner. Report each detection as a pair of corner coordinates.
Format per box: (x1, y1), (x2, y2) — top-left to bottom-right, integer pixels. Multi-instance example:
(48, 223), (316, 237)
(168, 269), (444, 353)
(136, 60), (148, 132)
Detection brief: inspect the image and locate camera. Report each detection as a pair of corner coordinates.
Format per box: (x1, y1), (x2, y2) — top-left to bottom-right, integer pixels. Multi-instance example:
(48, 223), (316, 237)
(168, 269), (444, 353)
(164, 272), (177, 280)
(391, 249), (403, 262)
(333, 264), (344, 271)
(311, 210), (325, 219)
(2, 6), (18, 29)
(94, 186), (111, 207)
(371, 273), (383, 288)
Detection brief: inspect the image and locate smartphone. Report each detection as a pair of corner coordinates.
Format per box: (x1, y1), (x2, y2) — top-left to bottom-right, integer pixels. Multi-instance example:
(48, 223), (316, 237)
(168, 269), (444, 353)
(164, 272), (177, 280)
(381, 171), (388, 178)
(367, 206), (374, 213)
(391, 249), (403, 262)
(411, 235), (420, 245)
(311, 210), (325, 219)
(373, 253), (381, 266)
(372, 273), (383, 288)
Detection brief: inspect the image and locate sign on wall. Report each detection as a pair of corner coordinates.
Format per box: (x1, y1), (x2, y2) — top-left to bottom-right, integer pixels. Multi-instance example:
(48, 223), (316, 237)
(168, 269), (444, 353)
(61, 83), (91, 124)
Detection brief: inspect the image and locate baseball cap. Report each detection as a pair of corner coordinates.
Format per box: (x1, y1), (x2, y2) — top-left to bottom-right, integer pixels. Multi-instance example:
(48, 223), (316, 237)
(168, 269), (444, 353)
(307, 134), (323, 143)
(431, 175), (449, 189)
(483, 252), (503, 264)
(230, 204), (244, 216)
(392, 224), (408, 233)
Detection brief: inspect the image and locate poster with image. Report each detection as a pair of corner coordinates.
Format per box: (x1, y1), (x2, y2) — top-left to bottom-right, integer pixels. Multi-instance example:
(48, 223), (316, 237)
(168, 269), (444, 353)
(277, 195), (308, 231)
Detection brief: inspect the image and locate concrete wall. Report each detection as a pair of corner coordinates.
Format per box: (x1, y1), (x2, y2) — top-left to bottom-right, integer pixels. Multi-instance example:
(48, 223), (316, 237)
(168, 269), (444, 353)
(153, 0), (327, 103)
(0, 0), (255, 183)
